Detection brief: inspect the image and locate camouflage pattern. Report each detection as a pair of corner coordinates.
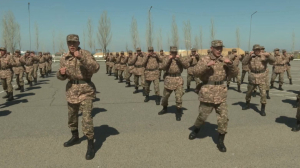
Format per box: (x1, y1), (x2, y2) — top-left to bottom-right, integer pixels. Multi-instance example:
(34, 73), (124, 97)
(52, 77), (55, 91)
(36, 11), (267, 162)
(38, 54), (46, 75)
(284, 53), (293, 79)
(271, 53), (286, 85)
(193, 54), (238, 104)
(33, 63), (39, 78)
(46, 53), (52, 72)
(161, 87), (184, 108)
(67, 34), (79, 42)
(211, 40), (224, 47)
(0, 53), (16, 92)
(125, 53), (135, 82)
(68, 99), (94, 140)
(12, 53), (25, 87)
(194, 102), (228, 134)
(226, 53), (242, 85)
(20, 55), (39, 82)
(187, 53), (200, 75)
(187, 74), (200, 87)
(128, 53), (146, 76)
(56, 48), (100, 104)
(143, 53), (162, 81)
(107, 54), (115, 74)
(246, 83), (267, 104)
(145, 79), (160, 96)
(118, 54), (127, 79)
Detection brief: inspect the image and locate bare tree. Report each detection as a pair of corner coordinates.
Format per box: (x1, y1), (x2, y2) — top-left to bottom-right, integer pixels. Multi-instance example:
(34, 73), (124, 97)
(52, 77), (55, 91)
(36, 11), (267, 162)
(171, 15), (179, 48)
(16, 24), (21, 50)
(1, 16), (9, 49)
(52, 30), (55, 54)
(131, 16), (140, 50)
(210, 18), (215, 41)
(199, 26), (203, 55)
(183, 20), (192, 56)
(236, 27), (240, 54)
(194, 35), (199, 50)
(83, 30), (86, 50)
(97, 11), (112, 55)
(167, 33), (170, 49)
(35, 22), (39, 51)
(146, 9), (154, 48)
(156, 28), (163, 51)
(87, 18), (93, 51)
(1, 11), (18, 52)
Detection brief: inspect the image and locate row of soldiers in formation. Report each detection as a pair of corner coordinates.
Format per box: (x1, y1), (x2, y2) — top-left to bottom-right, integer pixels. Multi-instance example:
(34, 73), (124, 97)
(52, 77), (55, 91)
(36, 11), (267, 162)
(102, 42), (297, 152)
(0, 47), (53, 101)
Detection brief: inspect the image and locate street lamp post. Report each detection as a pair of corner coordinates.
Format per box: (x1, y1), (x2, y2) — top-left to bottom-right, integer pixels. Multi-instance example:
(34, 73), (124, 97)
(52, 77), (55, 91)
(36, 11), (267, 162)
(28, 2), (31, 50)
(248, 11), (257, 51)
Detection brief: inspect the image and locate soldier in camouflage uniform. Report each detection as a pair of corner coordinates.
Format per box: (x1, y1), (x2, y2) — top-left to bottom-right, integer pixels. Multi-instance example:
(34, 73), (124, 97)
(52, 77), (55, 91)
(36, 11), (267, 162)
(270, 48), (286, 90)
(113, 52), (120, 80)
(260, 46), (271, 99)
(143, 47), (162, 105)
(0, 47), (16, 101)
(12, 50), (25, 92)
(44, 52), (50, 77)
(57, 34), (100, 160)
(241, 51), (250, 84)
(194, 50), (211, 94)
(283, 49), (293, 85)
(186, 48), (200, 92)
(125, 51), (134, 87)
(46, 52), (52, 74)
(38, 52), (46, 78)
(226, 49), (242, 92)
(20, 51), (39, 87)
(31, 51), (39, 84)
(242, 45), (275, 116)
(103, 53), (110, 74)
(108, 53), (115, 76)
(118, 51), (127, 83)
(189, 40), (238, 153)
(129, 47), (146, 95)
(159, 49), (166, 80)
(158, 46), (189, 121)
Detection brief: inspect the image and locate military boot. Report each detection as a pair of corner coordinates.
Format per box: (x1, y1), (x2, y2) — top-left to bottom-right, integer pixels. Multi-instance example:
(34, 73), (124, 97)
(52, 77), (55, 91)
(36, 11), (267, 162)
(46, 72), (48, 77)
(189, 127), (200, 140)
(155, 96), (161, 105)
(292, 120), (300, 132)
(158, 106), (167, 115)
(85, 139), (95, 160)
(41, 74), (45, 78)
(252, 90), (257, 97)
(142, 87), (146, 96)
(237, 85), (241, 93)
(260, 104), (266, 116)
(242, 101), (250, 110)
(217, 133), (227, 152)
(227, 84), (229, 89)
(133, 87), (139, 94)
(2, 91), (9, 99)
(278, 85), (283, 91)
(125, 82), (131, 87)
(63, 130), (80, 147)
(109, 71), (111, 76)
(20, 85), (24, 93)
(293, 98), (299, 108)
(185, 86), (190, 92)
(270, 82), (274, 89)
(233, 78), (235, 82)
(114, 74), (118, 80)
(144, 94), (150, 102)
(290, 79), (293, 85)
(34, 78), (37, 85)
(29, 81), (33, 87)
(266, 90), (271, 99)
(118, 79), (122, 83)
(15, 85), (21, 91)
(176, 107), (182, 121)
(6, 92), (14, 101)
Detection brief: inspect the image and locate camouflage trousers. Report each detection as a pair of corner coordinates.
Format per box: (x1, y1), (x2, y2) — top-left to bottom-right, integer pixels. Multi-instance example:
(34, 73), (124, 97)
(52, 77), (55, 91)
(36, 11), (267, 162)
(1, 77), (13, 92)
(246, 84), (267, 104)
(161, 86), (184, 108)
(49, 61), (52, 72)
(26, 69), (34, 82)
(254, 72), (270, 91)
(33, 64), (38, 79)
(241, 70), (249, 83)
(145, 79), (160, 96)
(45, 62), (50, 73)
(271, 72), (284, 86)
(194, 102), (228, 134)
(125, 68), (133, 82)
(187, 74), (200, 87)
(134, 75), (145, 88)
(118, 70), (124, 80)
(68, 99), (94, 140)
(227, 70), (241, 85)
(109, 66), (113, 74)
(114, 69), (119, 77)
(106, 64), (109, 72)
(286, 66), (292, 79)
(15, 72), (24, 87)
(40, 66), (45, 75)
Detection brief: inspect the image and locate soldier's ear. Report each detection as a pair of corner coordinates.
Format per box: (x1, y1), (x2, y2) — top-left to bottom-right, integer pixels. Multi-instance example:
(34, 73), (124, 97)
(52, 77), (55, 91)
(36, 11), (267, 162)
(78, 42), (81, 46)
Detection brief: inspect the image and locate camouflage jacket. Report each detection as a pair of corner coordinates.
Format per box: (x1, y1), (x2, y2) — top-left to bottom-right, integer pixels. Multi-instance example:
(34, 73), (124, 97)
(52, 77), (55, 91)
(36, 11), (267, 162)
(108, 55), (115, 67)
(119, 56), (127, 70)
(20, 55), (39, 66)
(161, 56), (189, 90)
(57, 49), (100, 104)
(12, 55), (25, 74)
(159, 54), (166, 70)
(0, 54), (16, 78)
(193, 54), (238, 104)
(187, 54), (200, 75)
(114, 55), (120, 70)
(242, 53), (275, 84)
(272, 54), (286, 73)
(284, 54), (293, 67)
(241, 54), (250, 71)
(129, 53), (146, 76)
(126, 55), (135, 71)
(143, 53), (162, 81)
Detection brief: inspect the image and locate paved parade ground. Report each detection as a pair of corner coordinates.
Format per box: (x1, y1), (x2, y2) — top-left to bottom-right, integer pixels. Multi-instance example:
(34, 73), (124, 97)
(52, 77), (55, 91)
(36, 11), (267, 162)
(1, 61), (300, 168)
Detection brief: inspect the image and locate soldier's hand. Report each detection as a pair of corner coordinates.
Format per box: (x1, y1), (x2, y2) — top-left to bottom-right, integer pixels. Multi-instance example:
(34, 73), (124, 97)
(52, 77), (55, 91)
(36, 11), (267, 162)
(250, 51), (254, 55)
(207, 61), (215, 66)
(74, 51), (81, 59)
(224, 58), (232, 64)
(169, 55), (173, 59)
(59, 67), (67, 75)
(176, 55), (180, 58)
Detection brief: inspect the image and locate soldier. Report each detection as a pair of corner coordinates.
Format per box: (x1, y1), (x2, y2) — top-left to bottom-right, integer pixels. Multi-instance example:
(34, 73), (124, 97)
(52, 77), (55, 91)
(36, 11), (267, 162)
(57, 34), (100, 160)
(38, 52), (46, 78)
(226, 49), (242, 92)
(0, 47), (16, 101)
(12, 50), (25, 92)
(143, 47), (162, 105)
(186, 48), (200, 92)
(47, 52), (53, 73)
(194, 50), (211, 94)
(270, 48), (286, 90)
(158, 49), (166, 80)
(104, 52), (110, 74)
(20, 50), (39, 87)
(260, 46), (271, 99)
(108, 53), (115, 76)
(113, 52), (120, 80)
(129, 47), (146, 95)
(158, 46), (189, 121)
(125, 51), (134, 87)
(118, 51), (127, 83)
(32, 51), (39, 84)
(241, 51), (250, 84)
(188, 40), (238, 153)
(242, 45), (275, 116)
(283, 49), (293, 85)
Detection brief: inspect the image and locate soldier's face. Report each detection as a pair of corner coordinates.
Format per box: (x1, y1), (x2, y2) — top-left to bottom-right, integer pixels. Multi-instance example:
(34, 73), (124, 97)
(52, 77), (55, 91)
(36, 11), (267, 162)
(137, 50), (141, 54)
(275, 51), (279, 54)
(0, 50), (5, 56)
(211, 46), (223, 57)
(254, 49), (260, 55)
(149, 50), (153, 54)
(192, 51), (196, 55)
(25, 53), (29, 56)
(67, 41), (80, 53)
(160, 51), (163, 55)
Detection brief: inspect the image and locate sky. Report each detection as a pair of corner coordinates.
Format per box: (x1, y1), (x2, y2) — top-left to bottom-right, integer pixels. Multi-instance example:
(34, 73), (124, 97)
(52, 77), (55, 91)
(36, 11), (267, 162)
(0, 0), (300, 53)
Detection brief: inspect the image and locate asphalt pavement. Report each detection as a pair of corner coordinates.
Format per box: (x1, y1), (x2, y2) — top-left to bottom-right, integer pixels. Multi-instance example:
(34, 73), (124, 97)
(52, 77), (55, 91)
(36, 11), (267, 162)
(1, 61), (300, 168)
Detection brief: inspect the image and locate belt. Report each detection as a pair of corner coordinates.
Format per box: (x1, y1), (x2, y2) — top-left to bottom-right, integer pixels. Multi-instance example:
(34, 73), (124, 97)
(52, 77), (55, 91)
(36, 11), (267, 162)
(146, 68), (158, 71)
(70, 79), (91, 84)
(189, 64), (196, 67)
(275, 64), (284, 66)
(251, 70), (266, 74)
(128, 64), (134, 66)
(134, 65), (144, 68)
(167, 73), (181, 77)
(204, 81), (224, 85)
(120, 63), (127, 65)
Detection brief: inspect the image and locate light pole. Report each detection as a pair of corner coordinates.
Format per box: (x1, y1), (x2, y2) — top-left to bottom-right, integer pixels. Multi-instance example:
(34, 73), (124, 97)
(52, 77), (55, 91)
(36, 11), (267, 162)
(148, 6), (152, 47)
(28, 2), (31, 50)
(248, 11), (257, 51)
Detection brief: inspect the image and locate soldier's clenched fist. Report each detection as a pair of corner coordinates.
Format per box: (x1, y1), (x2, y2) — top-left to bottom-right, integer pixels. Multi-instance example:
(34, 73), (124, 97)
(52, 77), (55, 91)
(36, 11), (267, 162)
(59, 67), (67, 75)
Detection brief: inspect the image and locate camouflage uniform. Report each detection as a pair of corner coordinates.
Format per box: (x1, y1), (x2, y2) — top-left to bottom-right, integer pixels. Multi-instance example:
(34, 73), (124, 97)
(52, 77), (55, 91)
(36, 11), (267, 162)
(283, 50), (293, 84)
(128, 48), (146, 93)
(44, 53), (50, 76)
(12, 50), (25, 91)
(186, 48), (201, 92)
(47, 52), (52, 73)
(118, 51), (127, 82)
(241, 51), (250, 83)
(143, 47), (162, 104)
(113, 53), (120, 80)
(226, 49), (242, 92)
(38, 53), (46, 77)
(125, 51), (134, 87)
(103, 53), (110, 74)
(270, 48), (286, 90)
(108, 53), (115, 75)
(242, 45), (275, 116)
(32, 51), (39, 83)
(158, 50), (166, 80)
(20, 51), (39, 85)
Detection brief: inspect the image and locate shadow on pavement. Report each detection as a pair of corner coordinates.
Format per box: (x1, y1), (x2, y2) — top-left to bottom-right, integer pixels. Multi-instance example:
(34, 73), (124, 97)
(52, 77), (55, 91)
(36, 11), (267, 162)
(275, 116), (296, 129)
(188, 122), (218, 144)
(232, 101), (261, 114)
(0, 99), (28, 108)
(26, 86), (42, 91)
(38, 79), (50, 82)
(286, 90), (299, 94)
(0, 110), (11, 117)
(282, 99), (297, 108)
(166, 105), (188, 114)
(14, 92), (35, 99)
(93, 97), (100, 103)
(78, 107), (107, 117)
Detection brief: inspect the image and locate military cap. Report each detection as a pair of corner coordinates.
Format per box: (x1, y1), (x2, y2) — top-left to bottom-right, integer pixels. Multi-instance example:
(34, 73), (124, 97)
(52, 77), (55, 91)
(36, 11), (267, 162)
(66, 34), (79, 42)
(245, 51), (249, 54)
(136, 47), (141, 51)
(121, 51), (124, 54)
(252, 44), (261, 50)
(274, 48), (280, 51)
(207, 49), (211, 53)
(228, 51), (232, 54)
(148, 47), (154, 51)
(211, 40), (224, 47)
(30, 51), (35, 53)
(128, 50), (133, 54)
(15, 50), (20, 53)
(191, 48), (196, 52)
(282, 49), (287, 52)
(26, 50), (30, 53)
(170, 46), (178, 53)
(260, 46), (265, 49)
(232, 48), (237, 52)
(116, 52), (119, 55)
(160, 49), (163, 52)
(0, 47), (7, 51)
